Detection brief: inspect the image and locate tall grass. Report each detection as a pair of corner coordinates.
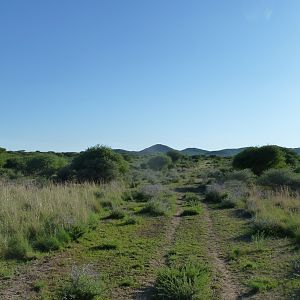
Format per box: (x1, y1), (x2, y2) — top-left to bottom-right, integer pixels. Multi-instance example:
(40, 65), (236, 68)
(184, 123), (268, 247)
(246, 188), (300, 241)
(0, 180), (123, 259)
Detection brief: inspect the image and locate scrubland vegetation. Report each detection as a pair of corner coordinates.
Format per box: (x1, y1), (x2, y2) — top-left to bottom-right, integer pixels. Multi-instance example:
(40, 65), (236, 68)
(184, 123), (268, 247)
(1, 144), (300, 299)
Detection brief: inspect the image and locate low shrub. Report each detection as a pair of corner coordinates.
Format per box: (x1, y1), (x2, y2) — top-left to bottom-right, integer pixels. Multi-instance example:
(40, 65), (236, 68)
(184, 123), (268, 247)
(60, 265), (104, 300)
(108, 208), (126, 219)
(155, 262), (211, 299)
(204, 190), (228, 204)
(140, 201), (168, 216)
(123, 215), (140, 225)
(224, 169), (255, 184)
(180, 207), (201, 217)
(4, 236), (32, 260)
(184, 192), (201, 206)
(33, 235), (61, 252)
(258, 168), (300, 190)
(140, 196), (175, 217)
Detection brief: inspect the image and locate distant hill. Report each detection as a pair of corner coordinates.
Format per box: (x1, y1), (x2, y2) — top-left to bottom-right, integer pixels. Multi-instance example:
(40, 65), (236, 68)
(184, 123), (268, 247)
(139, 144), (174, 155)
(114, 145), (300, 157)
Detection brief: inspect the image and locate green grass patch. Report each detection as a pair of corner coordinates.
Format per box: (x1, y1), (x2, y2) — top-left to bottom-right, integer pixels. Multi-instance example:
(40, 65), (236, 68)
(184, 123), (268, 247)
(247, 276), (278, 292)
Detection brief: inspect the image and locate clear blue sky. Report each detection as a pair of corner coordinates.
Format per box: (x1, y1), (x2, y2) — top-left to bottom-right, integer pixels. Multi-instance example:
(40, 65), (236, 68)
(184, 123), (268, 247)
(1, 0), (300, 152)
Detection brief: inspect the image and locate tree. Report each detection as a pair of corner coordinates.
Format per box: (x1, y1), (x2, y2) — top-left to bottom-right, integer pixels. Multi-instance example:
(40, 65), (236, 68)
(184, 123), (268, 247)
(71, 145), (128, 182)
(147, 155), (172, 171)
(232, 145), (295, 175)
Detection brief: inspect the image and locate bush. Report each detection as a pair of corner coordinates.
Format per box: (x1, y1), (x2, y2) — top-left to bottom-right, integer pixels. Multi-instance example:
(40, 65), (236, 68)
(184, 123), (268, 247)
(155, 262), (211, 299)
(61, 265), (104, 300)
(148, 155), (172, 171)
(71, 145), (128, 182)
(204, 190), (228, 204)
(258, 168), (300, 190)
(233, 146), (298, 175)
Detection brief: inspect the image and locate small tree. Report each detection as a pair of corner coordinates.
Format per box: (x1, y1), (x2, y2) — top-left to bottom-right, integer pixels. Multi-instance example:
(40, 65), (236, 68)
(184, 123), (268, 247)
(71, 145), (128, 182)
(148, 155), (172, 171)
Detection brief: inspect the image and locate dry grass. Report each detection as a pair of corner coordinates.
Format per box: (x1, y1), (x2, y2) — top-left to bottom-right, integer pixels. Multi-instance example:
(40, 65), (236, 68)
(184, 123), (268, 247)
(0, 180), (124, 258)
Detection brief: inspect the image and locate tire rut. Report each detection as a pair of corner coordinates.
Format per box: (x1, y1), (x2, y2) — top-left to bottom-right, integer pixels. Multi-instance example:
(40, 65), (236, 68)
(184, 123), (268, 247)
(202, 202), (240, 300)
(134, 195), (183, 300)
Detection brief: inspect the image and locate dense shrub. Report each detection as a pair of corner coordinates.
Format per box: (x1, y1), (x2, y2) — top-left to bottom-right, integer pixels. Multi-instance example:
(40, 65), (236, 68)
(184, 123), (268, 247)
(71, 145), (128, 182)
(148, 155), (172, 171)
(233, 146), (299, 175)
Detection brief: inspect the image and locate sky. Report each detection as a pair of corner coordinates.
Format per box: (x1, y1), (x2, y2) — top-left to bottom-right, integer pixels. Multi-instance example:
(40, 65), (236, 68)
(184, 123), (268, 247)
(1, 0), (300, 152)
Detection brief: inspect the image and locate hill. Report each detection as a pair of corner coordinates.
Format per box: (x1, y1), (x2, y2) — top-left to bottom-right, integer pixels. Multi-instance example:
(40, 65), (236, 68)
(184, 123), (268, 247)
(139, 144), (174, 155)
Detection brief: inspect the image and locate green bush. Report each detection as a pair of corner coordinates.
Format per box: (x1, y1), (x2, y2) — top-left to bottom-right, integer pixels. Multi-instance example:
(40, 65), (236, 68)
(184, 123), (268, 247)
(71, 145), (128, 182)
(155, 262), (211, 299)
(233, 146), (299, 175)
(148, 155), (172, 171)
